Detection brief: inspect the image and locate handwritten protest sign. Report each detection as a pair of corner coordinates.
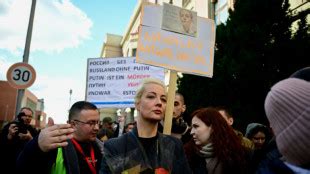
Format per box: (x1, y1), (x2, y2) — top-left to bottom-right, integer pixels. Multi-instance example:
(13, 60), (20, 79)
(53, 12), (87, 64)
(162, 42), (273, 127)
(137, 4), (215, 77)
(136, 3), (215, 134)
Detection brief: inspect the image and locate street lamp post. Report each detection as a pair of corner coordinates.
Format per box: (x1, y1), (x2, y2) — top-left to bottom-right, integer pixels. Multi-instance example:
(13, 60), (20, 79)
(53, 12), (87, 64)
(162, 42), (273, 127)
(15, 0), (37, 115)
(69, 89), (72, 110)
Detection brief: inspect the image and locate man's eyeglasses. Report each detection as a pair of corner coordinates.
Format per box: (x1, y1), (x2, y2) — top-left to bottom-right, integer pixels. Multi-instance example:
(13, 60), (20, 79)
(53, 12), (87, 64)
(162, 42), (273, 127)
(23, 115), (33, 118)
(73, 120), (99, 127)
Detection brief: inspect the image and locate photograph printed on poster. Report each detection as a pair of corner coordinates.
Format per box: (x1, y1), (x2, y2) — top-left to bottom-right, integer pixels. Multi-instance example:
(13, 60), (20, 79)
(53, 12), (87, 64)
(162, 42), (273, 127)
(161, 3), (197, 37)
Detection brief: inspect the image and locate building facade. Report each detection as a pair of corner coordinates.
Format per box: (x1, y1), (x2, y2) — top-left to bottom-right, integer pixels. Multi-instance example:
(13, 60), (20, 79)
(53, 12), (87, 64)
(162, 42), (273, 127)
(99, 0), (220, 122)
(0, 80), (46, 129)
(102, 0), (233, 58)
(0, 81), (17, 128)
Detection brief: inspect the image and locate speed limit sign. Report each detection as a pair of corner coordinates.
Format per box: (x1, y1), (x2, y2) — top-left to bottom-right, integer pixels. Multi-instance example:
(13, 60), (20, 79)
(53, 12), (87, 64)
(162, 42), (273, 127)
(6, 62), (36, 89)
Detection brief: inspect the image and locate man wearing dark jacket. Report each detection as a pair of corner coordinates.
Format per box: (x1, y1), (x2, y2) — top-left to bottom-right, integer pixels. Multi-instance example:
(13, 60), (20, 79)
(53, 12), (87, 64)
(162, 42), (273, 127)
(0, 107), (38, 173)
(16, 101), (103, 174)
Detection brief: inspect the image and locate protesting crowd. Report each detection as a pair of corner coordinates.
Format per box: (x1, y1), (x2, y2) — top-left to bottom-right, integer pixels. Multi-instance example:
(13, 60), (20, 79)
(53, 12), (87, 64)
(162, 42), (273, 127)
(0, 67), (309, 174)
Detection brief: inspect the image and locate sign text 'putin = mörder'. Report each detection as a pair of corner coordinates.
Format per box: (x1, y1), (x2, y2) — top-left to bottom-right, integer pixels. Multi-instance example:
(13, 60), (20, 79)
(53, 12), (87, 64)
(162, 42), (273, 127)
(86, 57), (164, 108)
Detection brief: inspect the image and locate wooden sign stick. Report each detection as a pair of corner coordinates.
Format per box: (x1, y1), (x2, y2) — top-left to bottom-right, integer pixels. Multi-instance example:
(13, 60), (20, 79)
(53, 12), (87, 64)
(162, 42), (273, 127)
(163, 70), (177, 135)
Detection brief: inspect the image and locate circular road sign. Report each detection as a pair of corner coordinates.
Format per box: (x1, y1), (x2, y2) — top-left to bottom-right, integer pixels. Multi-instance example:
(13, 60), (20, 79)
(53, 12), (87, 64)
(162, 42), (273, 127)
(6, 62), (36, 89)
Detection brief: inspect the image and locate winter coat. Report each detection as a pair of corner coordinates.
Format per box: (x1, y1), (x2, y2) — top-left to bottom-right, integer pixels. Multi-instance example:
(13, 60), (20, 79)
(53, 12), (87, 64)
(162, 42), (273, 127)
(0, 121), (39, 174)
(16, 136), (103, 174)
(100, 127), (191, 174)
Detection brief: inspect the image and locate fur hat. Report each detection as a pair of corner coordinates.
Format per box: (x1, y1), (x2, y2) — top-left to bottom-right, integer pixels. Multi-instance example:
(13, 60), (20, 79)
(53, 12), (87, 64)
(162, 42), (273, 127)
(264, 78), (310, 167)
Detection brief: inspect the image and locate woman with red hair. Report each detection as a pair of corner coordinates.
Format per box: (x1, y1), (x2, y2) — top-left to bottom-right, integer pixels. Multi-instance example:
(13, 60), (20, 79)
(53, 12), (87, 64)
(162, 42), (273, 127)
(184, 107), (249, 174)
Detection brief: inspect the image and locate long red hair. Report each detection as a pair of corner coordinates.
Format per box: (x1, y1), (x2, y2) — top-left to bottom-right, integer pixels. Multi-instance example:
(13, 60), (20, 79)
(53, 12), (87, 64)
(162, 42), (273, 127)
(185, 107), (248, 172)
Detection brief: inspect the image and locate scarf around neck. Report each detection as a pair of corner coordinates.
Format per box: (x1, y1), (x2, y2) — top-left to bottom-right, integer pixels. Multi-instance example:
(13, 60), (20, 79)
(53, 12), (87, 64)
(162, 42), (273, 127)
(199, 143), (214, 158)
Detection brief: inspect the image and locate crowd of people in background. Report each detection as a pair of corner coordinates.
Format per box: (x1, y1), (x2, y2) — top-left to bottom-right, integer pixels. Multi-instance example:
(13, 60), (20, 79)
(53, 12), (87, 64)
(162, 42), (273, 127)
(0, 66), (309, 174)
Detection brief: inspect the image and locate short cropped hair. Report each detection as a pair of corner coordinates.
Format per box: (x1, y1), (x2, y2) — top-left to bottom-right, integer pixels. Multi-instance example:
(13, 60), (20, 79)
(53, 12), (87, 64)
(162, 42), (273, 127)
(68, 101), (98, 120)
(20, 107), (33, 115)
(214, 106), (233, 119)
(175, 92), (185, 105)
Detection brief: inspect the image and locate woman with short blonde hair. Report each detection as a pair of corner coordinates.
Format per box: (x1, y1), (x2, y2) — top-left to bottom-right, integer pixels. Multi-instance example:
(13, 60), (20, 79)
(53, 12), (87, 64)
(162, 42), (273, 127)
(101, 78), (191, 174)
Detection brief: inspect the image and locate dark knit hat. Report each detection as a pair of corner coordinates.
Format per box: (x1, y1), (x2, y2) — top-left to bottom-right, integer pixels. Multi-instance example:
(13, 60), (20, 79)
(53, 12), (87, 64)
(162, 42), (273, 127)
(264, 78), (310, 167)
(290, 67), (310, 81)
(245, 123), (268, 139)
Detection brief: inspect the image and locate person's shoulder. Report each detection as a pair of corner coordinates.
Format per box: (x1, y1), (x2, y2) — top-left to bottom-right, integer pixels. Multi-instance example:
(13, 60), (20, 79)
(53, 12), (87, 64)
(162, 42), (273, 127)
(104, 133), (133, 151)
(161, 133), (179, 141)
(105, 135), (126, 146)
(0, 122), (11, 135)
(94, 138), (104, 153)
(26, 124), (38, 131)
(241, 137), (255, 149)
(104, 133), (139, 157)
(2, 121), (17, 130)
(234, 129), (254, 149)
(256, 155), (294, 174)
(160, 133), (183, 147)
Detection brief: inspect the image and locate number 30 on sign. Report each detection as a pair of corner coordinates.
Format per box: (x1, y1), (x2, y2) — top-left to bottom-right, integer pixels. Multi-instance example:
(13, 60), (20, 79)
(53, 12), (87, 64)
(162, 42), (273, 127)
(6, 62), (36, 89)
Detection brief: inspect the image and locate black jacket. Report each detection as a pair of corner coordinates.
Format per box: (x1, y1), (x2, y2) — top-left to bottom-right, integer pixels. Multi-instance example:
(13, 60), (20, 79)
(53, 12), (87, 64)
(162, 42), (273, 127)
(100, 127), (191, 174)
(0, 122), (38, 174)
(16, 136), (104, 174)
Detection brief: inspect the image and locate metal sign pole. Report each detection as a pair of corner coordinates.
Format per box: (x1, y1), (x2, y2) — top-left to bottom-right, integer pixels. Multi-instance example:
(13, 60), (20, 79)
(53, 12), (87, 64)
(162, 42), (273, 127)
(15, 0), (37, 116)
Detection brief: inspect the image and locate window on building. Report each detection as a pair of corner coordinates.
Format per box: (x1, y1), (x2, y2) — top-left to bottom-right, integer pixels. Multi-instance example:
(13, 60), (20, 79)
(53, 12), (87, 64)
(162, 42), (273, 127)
(132, 48), (137, 57)
(26, 98), (36, 115)
(183, 0), (191, 8)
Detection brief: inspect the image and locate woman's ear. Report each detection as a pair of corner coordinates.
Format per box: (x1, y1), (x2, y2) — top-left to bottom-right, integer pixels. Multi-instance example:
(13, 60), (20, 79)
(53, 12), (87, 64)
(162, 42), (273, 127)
(182, 104), (186, 113)
(135, 101), (140, 111)
(227, 117), (234, 126)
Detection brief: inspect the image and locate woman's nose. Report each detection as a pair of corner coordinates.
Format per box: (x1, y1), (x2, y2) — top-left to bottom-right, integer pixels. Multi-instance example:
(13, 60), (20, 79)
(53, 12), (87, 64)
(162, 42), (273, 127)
(155, 97), (163, 105)
(190, 128), (194, 135)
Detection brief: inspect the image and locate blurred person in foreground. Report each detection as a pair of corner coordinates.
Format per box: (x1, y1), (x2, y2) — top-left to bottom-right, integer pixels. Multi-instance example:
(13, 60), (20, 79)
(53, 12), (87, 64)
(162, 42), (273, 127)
(258, 78), (310, 173)
(184, 107), (250, 174)
(100, 78), (191, 174)
(0, 107), (38, 173)
(17, 101), (103, 174)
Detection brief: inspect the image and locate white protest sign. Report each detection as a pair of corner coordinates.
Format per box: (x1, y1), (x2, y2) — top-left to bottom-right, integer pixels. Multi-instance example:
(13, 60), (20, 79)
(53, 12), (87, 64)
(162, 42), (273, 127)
(137, 4), (215, 77)
(86, 57), (165, 108)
